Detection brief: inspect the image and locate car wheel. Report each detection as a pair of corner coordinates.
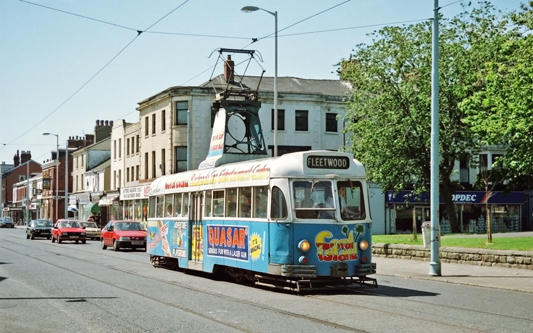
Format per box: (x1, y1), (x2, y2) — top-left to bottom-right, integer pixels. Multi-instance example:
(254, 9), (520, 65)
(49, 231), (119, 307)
(26, 234), (30, 239)
(47, 236), (51, 240)
(30, 233), (35, 240)
(76, 240), (79, 244)
(58, 236), (62, 244)
(113, 240), (120, 252)
(82, 240), (86, 244)
(51, 236), (55, 243)
(101, 239), (107, 250)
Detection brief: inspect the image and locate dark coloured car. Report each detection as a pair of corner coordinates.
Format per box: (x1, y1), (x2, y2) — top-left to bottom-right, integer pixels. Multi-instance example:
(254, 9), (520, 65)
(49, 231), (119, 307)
(26, 219), (53, 240)
(101, 221), (146, 251)
(0, 217), (14, 228)
(52, 219), (87, 244)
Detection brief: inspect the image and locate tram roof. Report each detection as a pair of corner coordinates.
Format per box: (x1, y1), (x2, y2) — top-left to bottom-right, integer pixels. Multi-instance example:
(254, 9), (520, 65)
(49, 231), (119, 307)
(149, 151), (366, 196)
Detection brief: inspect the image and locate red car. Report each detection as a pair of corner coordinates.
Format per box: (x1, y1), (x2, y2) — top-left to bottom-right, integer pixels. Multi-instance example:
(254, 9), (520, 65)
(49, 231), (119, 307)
(51, 219), (87, 244)
(101, 220), (146, 251)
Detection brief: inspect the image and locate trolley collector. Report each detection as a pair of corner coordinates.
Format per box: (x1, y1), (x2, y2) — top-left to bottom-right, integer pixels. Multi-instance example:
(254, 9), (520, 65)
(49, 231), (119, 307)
(147, 150), (376, 291)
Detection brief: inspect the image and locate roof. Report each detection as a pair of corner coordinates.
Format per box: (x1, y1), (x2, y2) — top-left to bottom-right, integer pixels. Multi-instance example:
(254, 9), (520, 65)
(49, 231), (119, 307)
(202, 75), (353, 97)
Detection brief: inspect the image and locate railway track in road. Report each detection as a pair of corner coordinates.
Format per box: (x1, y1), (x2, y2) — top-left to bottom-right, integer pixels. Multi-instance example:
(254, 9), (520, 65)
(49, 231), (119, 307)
(0, 234), (367, 333)
(3, 231), (531, 333)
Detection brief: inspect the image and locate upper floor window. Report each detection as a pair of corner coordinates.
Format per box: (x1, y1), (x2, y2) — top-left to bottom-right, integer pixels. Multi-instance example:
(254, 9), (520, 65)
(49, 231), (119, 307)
(479, 154), (488, 171)
(126, 138), (130, 156)
(174, 146), (187, 173)
(326, 113), (338, 132)
(118, 138), (122, 158)
(113, 140), (117, 159)
(161, 109), (166, 132)
(175, 101), (188, 125)
(136, 135), (140, 153)
(152, 114), (156, 135)
(295, 110), (308, 131)
(144, 117), (149, 136)
(271, 109), (285, 131)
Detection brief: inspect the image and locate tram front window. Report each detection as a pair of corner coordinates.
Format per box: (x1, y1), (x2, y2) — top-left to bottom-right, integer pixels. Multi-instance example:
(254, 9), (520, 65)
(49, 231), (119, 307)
(337, 180), (366, 220)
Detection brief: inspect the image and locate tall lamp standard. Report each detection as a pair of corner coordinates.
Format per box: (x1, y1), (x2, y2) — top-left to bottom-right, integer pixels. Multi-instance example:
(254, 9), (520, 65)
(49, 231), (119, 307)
(64, 140), (69, 220)
(241, 5), (278, 157)
(43, 132), (59, 221)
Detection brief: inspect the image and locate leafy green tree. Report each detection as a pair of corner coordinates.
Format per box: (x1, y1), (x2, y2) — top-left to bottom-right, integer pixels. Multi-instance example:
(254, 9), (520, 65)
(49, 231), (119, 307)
(462, 1), (533, 189)
(339, 2), (514, 233)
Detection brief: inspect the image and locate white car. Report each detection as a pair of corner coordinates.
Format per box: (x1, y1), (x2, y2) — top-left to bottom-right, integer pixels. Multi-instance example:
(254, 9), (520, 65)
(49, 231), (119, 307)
(79, 221), (102, 240)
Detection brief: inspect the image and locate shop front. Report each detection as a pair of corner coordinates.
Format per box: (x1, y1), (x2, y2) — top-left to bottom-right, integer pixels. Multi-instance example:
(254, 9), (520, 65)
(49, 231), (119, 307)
(99, 191), (120, 225)
(120, 184), (150, 228)
(386, 190), (527, 234)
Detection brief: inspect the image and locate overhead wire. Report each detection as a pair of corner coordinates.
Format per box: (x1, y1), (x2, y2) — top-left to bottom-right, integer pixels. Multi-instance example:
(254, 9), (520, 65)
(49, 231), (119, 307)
(2, 0), (190, 151)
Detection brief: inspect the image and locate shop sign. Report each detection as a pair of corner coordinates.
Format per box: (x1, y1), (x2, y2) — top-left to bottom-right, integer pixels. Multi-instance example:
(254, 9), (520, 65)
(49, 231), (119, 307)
(386, 190), (525, 204)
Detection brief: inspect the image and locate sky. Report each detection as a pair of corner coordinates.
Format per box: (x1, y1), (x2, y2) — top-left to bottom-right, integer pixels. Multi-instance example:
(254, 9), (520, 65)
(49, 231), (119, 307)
(0, 0), (526, 166)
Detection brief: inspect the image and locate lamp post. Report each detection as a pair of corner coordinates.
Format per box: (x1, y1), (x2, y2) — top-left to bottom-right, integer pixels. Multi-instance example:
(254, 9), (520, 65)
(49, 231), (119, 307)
(64, 140), (69, 220)
(43, 132), (59, 222)
(241, 5), (278, 157)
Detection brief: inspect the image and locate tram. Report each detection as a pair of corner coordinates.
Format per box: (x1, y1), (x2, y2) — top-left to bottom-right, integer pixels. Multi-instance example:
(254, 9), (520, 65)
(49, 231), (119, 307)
(147, 150), (376, 290)
(146, 49), (376, 290)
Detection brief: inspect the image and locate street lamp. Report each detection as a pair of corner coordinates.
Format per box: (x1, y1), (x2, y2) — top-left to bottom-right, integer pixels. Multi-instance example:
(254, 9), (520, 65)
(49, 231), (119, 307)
(241, 5), (278, 157)
(43, 132), (59, 222)
(64, 140), (69, 220)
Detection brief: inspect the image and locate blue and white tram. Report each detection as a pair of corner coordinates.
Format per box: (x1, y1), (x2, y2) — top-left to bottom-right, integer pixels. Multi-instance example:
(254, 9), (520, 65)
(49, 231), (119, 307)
(147, 150), (376, 290)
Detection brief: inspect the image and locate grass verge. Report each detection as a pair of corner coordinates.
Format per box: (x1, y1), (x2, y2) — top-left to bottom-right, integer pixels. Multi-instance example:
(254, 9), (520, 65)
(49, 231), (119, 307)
(372, 234), (533, 251)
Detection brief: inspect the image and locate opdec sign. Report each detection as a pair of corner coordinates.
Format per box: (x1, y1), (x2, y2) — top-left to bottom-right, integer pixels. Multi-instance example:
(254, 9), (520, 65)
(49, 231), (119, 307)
(452, 194), (476, 202)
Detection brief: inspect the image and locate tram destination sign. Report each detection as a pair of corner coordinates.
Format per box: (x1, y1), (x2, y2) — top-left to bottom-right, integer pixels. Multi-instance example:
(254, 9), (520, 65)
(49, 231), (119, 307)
(307, 155), (350, 170)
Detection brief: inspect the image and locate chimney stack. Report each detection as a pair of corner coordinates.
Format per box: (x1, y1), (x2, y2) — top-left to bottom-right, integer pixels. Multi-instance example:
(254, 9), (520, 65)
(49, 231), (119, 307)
(13, 150), (20, 167)
(224, 55), (234, 83)
(20, 151), (31, 164)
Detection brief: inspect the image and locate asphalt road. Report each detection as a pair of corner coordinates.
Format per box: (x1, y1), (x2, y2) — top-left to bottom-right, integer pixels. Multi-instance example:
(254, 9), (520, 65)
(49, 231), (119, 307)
(1, 228), (532, 333)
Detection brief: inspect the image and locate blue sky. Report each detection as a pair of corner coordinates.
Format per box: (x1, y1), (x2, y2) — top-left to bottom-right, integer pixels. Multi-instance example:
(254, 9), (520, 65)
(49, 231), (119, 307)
(0, 0), (525, 165)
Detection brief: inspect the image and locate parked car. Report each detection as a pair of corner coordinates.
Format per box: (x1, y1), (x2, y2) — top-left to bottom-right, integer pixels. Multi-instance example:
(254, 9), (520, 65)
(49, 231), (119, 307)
(0, 217), (14, 228)
(79, 221), (101, 240)
(101, 221), (146, 251)
(51, 219), (87, 244)
(26, 219), (53, 240)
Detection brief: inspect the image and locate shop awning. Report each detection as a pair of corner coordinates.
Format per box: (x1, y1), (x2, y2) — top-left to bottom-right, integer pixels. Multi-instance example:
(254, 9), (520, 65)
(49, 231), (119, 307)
(99, 195), (118, 206)
(84, 202), (100, 214)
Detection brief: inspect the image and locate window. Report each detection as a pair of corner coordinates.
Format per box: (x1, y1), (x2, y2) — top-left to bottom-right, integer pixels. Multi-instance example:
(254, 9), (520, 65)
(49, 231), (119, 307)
(239, 187), (252, 218)
(75, 175), (78, 191)
(131, 167), (135, 183)
(161, 109), (166, 132)
(173, 193), (183, 217)
(479, 154), (488, 171)
(118, 138), (122, 158)
(145, 116), (149, 136)
(175, 101), (188, 125)
(271, 186), (287, 219)
(152, 114), (156, 135)
(81, 175), (84, 191)
(295, 110), (308, 131)
(161, 149), (166, 176)
(113, 171), (116, 189)
(118, 170), (121, 188)
(253, 186), (268, 218)
(76, 156), (78, 168)
(212, 190), (224, 217)
(152, 151), (156, 179)
(81, 155), (84, 167)
(174, 146), (187, 173)
(271, 109), (285, 131)
(113, 140), (117, 159)
(136, 165), (139, 181)
(126, 167), (130, 182)
(460, 158), (469, 183)
(131, 136), (135, 155)
(326, 113), (338, 132)
(126, 138), (130, 156)
(492, 154), (503, 168)
(144, 153), (149, 179)
(136, 135), (140, 153)
(204, 191), (212, 217)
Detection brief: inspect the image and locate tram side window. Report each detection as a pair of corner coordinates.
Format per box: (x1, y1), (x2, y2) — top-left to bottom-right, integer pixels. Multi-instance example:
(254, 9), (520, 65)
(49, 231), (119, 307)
(148, 196), (156, 218)
(226, 188), (237, 217)
(239, 187), (252, 217)
(213, 190), (225, 217)
(165, 194), (173, 217)
(204, 190), (212, 217)
(337, 180), (365, 220)
(271, 186), (288, 219)
(183, 193), (189, 218)
(156, 196), (165, 218)
(293, 181), (319, 219)
(173, 193), (182, 217)
(253, 186), (268, 218)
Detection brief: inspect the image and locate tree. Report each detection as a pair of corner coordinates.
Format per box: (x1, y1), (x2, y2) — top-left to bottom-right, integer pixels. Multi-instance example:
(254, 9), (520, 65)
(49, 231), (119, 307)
(462, 2), (533, 189)
(339, 2), (514, 233)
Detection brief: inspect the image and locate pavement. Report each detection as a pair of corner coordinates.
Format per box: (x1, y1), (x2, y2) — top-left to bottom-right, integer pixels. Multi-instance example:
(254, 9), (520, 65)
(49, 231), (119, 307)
(13, 225), (533, 293)
(374, 232), (533, 293)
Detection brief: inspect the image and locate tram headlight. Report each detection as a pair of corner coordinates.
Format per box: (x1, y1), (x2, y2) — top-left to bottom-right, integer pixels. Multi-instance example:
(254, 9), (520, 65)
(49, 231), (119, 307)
(298, 239), (310, 252)
(359, 240), (369, 251)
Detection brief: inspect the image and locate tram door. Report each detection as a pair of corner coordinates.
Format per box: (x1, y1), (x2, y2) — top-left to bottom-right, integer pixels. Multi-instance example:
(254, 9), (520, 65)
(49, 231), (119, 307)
(189, 192), (204, 264)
